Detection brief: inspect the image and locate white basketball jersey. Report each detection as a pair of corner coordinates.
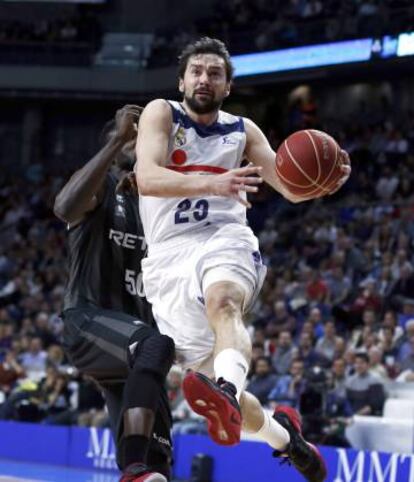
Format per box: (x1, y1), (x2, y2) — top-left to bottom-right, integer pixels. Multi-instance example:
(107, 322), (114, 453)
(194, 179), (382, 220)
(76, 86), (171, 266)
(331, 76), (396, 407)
(139, 101), (247, 247)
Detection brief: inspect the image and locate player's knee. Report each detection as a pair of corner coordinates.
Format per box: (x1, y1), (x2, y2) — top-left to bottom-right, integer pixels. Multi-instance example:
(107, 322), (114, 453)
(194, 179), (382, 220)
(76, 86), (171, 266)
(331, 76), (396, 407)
(205, 283), (244, 320)
(133, 333), (175, 379)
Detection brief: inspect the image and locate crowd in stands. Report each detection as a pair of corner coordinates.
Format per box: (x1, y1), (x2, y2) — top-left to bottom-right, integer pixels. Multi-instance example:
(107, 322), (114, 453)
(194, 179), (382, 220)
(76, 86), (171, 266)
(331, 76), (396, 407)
(0, 15), (101, 45)
(150, 0), (414, 66)
(1, 1), (414, 68)
(0, 97), (413, 447)
(0, 14), (101, 66)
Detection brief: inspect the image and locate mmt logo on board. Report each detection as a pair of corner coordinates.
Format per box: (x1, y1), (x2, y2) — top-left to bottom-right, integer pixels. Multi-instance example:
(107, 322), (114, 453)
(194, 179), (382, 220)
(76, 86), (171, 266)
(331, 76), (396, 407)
(334, 449), (414, 482)
(86, 428), (117, 470)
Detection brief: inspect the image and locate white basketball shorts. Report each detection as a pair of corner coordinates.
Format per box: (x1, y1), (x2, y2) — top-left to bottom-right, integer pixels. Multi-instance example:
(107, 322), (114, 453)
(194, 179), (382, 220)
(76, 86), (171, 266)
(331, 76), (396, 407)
(141, 223), (267, 372)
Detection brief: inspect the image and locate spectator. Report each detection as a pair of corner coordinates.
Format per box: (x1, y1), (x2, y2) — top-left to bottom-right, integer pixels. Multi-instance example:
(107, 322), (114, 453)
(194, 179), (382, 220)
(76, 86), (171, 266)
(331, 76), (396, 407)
(34, 366), (72, 424)
(375, 166), (399, 201)
(306, 307), (325, 339)
(298, 331), (330, 369)
(350, 307), (380, 349)
(351, 281), (382, 318)
(33, 311), (57, 348)
(0, 321), (14, 354)
(368, 346), (388, 379)
(334, 336), (347, 360)
(390, 264), (414, 308)
(345, 353), (385, 415)
(246, 356), (278, 405)
(19, 336), (47, 382)
(380, 326), (399, 376)
(399, 335), (414, 372)
(329, 358), (348, 399)
(0, 350), (24, 401)
(398, 299), (414, 329)
(315, 321), (340, 361)
(268, 359), (307, 409)
(272, 330), (297, 375)
(378, 310), (403, 343)
(397, 320), (414, 362)
(326, 266), (351, 306)
(306, 269), (329, 304)
(251, 341), (265, 364)
(265, 300), (296, 336)
(46, 344), (67, 372)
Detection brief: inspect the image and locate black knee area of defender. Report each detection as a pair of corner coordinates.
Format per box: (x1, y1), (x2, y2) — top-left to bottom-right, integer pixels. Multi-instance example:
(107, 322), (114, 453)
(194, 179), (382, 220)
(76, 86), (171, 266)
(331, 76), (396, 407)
(132, 334), (175, 380)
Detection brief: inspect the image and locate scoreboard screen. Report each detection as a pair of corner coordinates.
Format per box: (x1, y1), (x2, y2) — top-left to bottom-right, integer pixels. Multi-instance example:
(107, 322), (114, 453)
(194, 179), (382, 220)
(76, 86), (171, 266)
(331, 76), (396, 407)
(232, 32), (414, 78)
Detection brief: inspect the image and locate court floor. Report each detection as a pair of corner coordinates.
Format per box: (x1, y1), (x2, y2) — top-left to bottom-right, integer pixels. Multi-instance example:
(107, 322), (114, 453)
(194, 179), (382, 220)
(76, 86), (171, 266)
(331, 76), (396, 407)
(0, 460), (182, 482)
(0, 460), (119, 482)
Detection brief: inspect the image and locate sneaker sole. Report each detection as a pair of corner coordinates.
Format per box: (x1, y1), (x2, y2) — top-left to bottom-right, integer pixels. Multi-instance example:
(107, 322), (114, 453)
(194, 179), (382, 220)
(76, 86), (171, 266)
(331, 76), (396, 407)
(182, 372), (241, 446)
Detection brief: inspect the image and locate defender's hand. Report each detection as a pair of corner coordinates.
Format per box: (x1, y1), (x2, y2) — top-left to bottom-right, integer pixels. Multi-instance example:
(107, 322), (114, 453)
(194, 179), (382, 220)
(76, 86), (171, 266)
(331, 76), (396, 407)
(114, 105), (143, 143)
(207, 164), (263, 208)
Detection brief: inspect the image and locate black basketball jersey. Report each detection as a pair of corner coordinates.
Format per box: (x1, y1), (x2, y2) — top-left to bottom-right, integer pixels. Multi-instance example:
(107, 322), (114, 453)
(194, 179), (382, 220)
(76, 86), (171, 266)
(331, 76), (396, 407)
(63, 173), (153, 324)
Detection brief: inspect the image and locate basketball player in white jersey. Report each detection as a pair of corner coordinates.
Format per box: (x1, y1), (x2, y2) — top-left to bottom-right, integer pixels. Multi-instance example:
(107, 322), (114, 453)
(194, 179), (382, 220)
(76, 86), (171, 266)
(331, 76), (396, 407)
(135, 37), (350, 482)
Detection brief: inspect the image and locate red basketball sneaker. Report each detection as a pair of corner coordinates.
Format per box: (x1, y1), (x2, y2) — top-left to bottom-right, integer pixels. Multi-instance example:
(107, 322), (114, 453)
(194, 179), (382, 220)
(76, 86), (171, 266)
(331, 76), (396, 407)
(119, 464), (167, 482)
(182, 371), (242, 446)
(273, 406), (327, 482)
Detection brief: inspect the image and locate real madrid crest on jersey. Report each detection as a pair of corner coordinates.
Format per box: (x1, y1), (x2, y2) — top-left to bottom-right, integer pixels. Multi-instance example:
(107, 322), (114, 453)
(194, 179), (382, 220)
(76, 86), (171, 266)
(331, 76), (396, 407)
(115, 193), (126, 217)
(174, 126), (187, 147)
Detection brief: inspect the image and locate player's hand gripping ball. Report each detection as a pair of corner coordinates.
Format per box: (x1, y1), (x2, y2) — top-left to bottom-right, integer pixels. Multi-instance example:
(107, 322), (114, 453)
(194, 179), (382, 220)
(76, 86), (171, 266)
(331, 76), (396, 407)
(276, 129), (351, 201)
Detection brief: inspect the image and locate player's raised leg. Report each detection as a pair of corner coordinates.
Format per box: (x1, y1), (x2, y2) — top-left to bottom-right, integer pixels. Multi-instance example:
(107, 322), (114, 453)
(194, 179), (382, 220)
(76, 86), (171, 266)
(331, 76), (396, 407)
(183, 280), (285, 446)
(182, 279), (326, 482)
(182, 280), (248, 445)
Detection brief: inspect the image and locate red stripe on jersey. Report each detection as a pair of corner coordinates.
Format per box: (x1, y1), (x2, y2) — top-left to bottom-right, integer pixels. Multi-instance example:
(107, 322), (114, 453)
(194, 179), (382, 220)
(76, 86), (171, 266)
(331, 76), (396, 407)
(167, 165), (228, 174)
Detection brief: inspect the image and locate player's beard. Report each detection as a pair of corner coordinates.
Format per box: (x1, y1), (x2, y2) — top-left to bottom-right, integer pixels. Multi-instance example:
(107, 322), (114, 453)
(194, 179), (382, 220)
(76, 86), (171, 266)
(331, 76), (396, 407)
(185, 91), (224, 115)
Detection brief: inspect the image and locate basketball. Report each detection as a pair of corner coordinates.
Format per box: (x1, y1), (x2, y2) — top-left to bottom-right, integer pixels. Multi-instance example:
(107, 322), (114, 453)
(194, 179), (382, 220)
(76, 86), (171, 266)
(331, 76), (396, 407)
(275, 129), (344, 198)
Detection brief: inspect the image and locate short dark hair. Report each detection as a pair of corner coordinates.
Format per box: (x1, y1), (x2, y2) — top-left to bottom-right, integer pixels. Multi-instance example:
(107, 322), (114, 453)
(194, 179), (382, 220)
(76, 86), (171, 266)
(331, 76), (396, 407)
(255, 356), (271, 366)
(178, 37), (234, 81)
(355, 352), (369, 364)
(252, 341), (265, 350)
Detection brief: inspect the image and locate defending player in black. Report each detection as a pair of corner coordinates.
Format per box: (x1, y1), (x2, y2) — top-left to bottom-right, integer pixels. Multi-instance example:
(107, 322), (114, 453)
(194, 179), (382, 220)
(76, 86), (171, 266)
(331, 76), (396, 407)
(54, 105), (175, 482)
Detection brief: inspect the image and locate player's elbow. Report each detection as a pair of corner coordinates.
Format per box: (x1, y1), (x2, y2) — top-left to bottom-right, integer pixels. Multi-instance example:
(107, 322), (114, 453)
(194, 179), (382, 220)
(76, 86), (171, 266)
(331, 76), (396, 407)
(53, 195), (76, 223)
(136, 175), (152, 196)
(53, 196), (68, 221)
(135, 167), (159, 196)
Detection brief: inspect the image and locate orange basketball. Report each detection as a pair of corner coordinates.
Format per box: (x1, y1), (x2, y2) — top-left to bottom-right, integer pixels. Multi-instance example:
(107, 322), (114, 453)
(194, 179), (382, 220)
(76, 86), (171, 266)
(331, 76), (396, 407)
(275, 129), (344, 198)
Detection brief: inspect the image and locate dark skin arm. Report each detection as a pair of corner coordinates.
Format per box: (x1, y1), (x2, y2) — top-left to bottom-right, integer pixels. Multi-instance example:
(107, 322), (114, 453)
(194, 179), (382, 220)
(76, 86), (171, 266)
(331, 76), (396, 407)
(53, 105), (142, 226)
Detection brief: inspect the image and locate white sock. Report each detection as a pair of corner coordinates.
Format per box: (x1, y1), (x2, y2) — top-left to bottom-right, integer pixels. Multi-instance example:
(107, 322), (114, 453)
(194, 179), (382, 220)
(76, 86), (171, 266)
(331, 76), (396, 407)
(254, 410), (290, 451)
(213, 348), (249, 402)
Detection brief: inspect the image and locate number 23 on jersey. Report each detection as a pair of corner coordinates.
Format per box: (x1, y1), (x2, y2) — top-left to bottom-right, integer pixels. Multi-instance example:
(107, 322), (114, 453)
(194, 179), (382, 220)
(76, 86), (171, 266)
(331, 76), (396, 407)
(174, 198), (209, 224)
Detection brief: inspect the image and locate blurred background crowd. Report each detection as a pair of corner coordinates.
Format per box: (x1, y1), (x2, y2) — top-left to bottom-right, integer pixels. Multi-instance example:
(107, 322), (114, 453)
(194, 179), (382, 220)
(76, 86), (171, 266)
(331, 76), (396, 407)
(1, 0), (414, 67)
